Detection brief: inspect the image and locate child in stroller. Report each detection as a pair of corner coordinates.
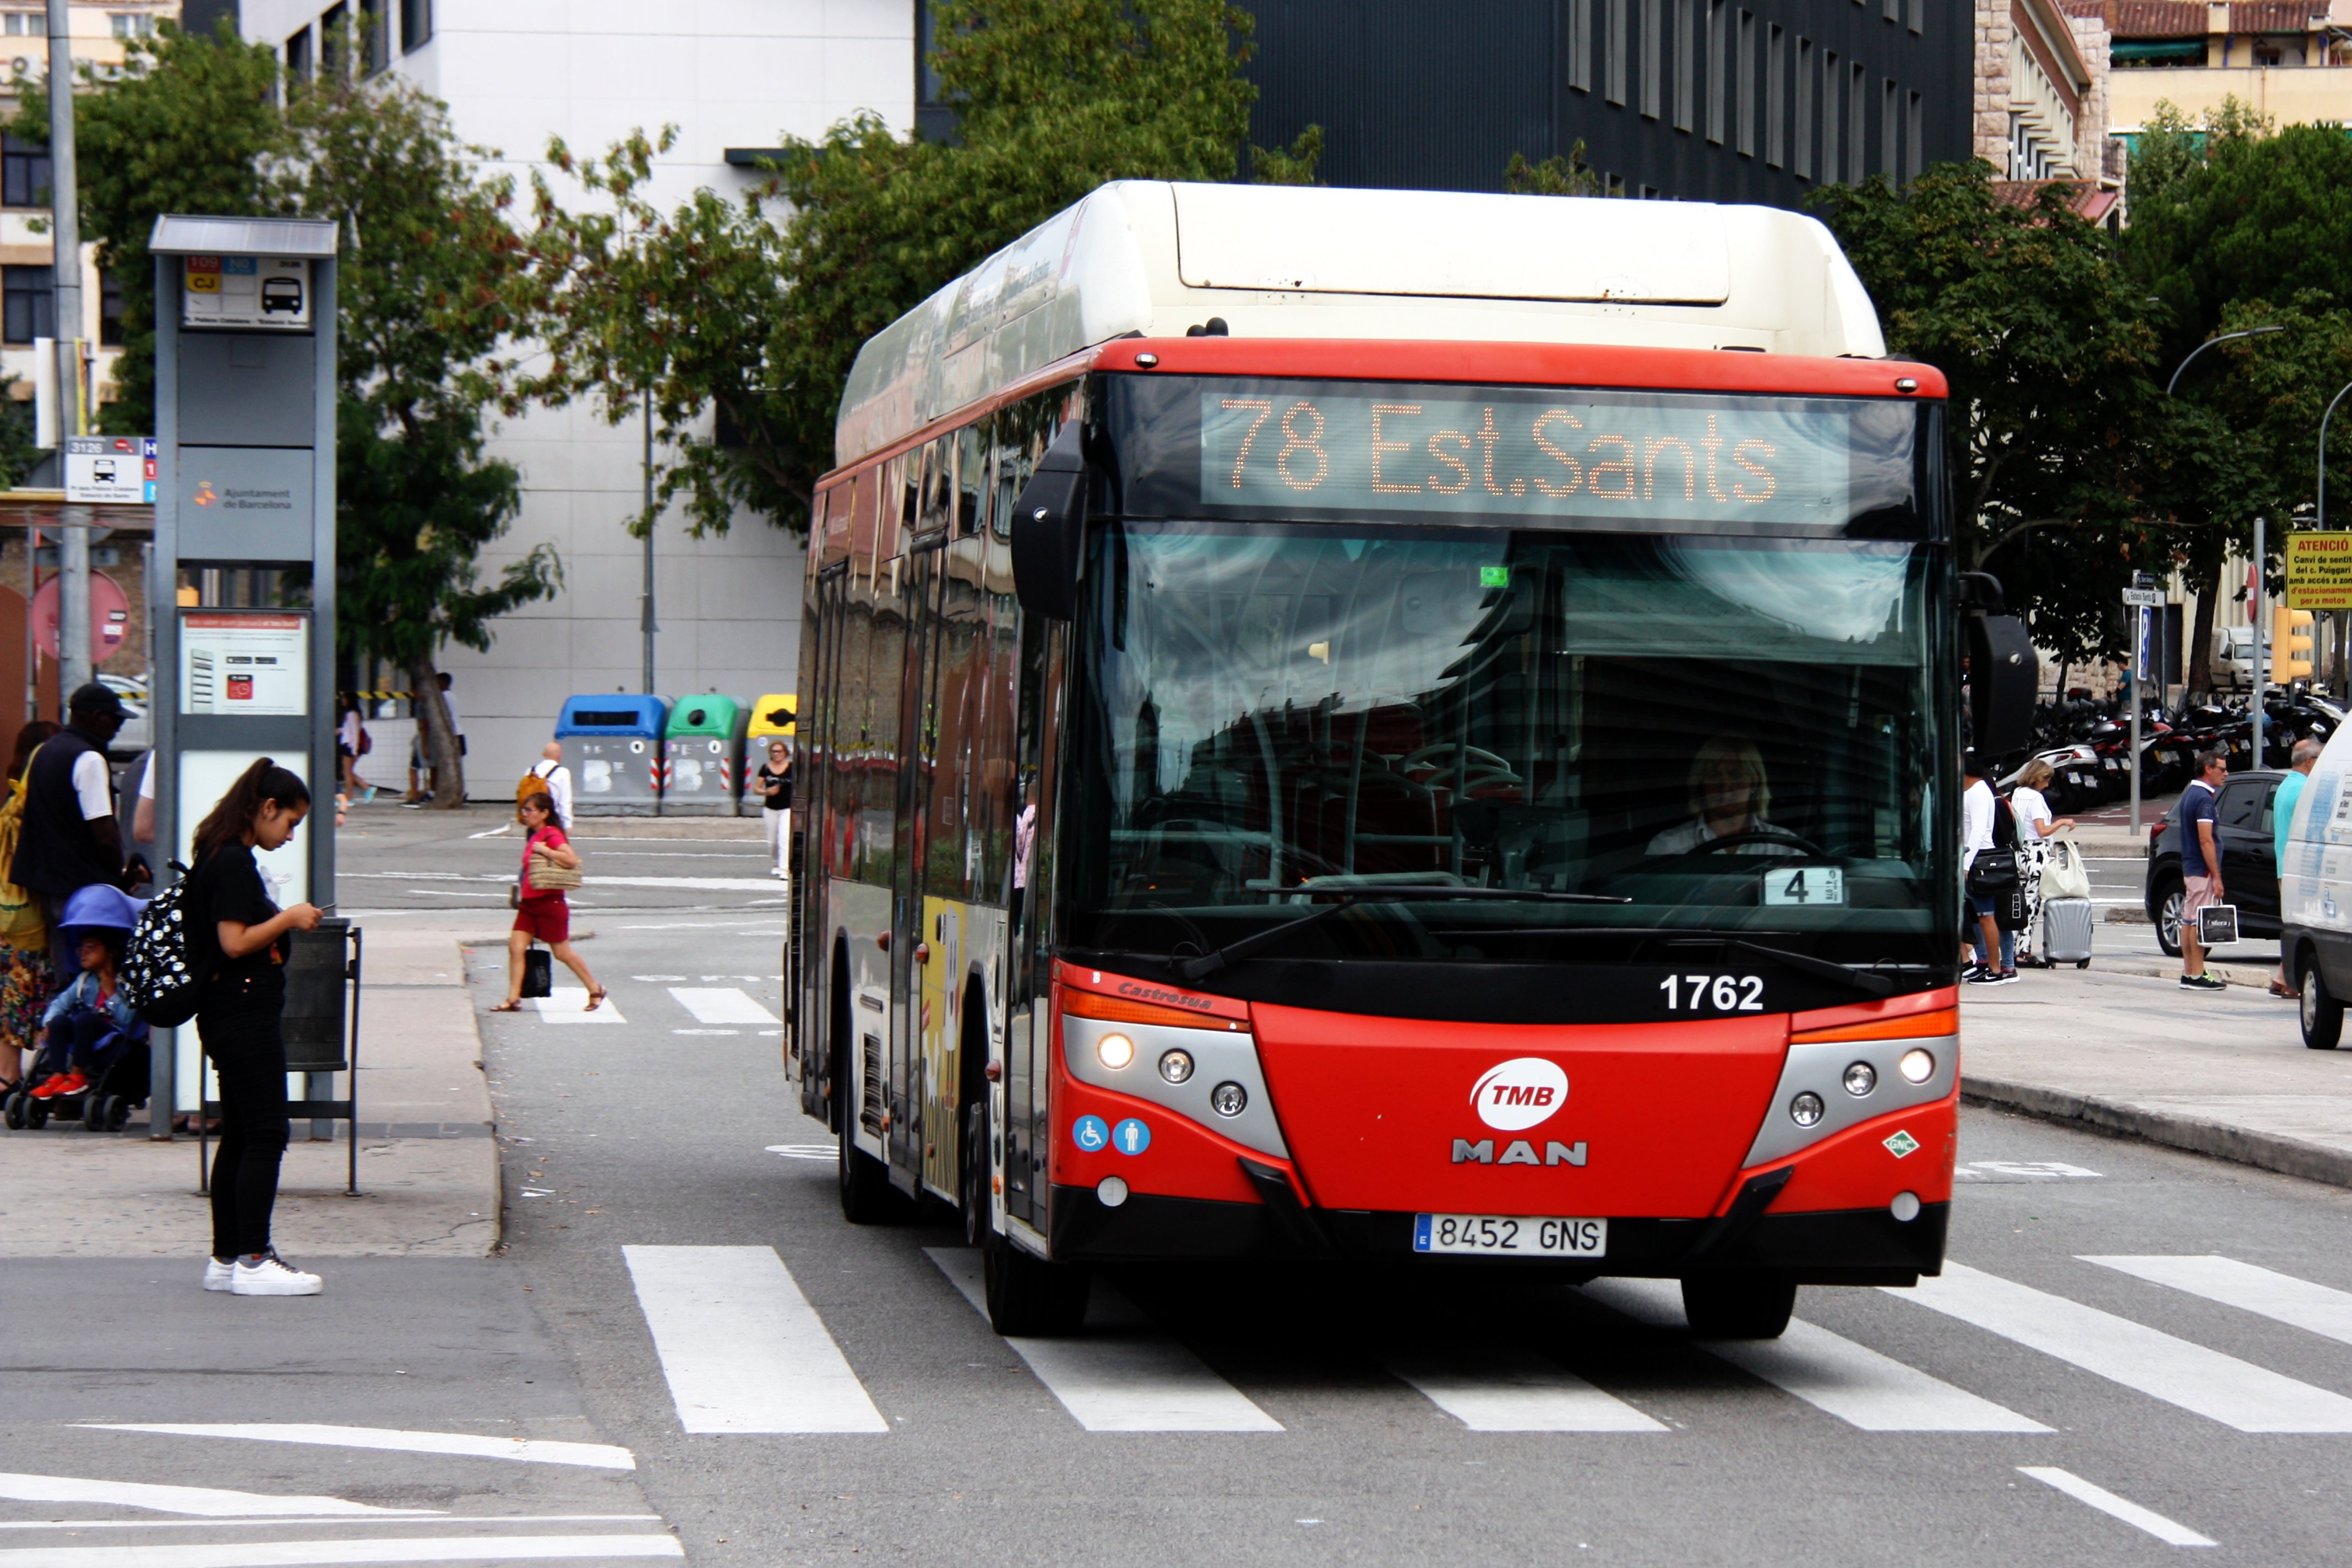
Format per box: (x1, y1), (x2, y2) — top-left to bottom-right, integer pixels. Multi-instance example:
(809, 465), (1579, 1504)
(6, 885), (148, 1131)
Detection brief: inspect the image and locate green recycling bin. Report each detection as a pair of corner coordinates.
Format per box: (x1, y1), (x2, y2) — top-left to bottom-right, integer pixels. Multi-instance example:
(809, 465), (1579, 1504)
(661, 694), (751, 815)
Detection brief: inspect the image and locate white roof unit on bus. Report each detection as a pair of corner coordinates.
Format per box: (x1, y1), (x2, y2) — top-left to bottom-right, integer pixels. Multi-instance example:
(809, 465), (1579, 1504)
(835, 181), (1889, 465)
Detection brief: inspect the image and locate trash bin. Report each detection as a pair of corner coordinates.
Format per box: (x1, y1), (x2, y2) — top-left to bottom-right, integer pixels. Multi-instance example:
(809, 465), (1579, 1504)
(662, 694), (750, 816)
(281, 918), (353, 1074)
(746, 693), (796, 815)
(557, 695), (669, 816)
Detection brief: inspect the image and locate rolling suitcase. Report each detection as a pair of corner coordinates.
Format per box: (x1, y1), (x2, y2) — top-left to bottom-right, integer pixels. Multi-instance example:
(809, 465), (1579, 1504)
(2039, 896), (2095, 968)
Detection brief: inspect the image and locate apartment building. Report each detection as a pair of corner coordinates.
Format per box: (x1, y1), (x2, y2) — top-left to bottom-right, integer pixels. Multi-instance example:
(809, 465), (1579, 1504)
(0, 0), (175, 421)
(2105, 0), (2352, 133)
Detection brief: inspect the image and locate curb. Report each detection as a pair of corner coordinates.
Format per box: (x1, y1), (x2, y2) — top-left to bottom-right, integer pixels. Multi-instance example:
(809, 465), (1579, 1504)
(1962, 1075), (2352, 1191)
(2087, 957), (2285, 989)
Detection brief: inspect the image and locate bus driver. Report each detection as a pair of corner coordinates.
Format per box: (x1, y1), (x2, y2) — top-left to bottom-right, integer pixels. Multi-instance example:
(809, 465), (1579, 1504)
(1646, 736), (1803, 857)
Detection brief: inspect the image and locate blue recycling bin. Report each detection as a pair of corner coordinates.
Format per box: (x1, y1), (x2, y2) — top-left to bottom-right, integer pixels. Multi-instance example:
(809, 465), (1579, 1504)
(556, 695), (669, 816)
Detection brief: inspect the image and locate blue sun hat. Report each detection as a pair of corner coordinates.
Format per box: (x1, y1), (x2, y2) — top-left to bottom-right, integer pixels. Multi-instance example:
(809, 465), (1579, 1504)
(57, 883), (146, 951)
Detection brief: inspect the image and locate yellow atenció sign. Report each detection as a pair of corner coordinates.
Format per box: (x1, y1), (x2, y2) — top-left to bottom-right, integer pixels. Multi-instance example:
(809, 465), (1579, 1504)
(2286, 532), (2352, 609)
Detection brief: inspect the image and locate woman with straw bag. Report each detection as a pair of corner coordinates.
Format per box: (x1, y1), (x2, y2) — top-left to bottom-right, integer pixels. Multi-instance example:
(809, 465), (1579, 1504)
(491, 790), (605, 1012)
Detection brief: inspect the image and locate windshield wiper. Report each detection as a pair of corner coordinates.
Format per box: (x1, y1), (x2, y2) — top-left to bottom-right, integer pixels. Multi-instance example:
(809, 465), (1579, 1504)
(1666, 937), (1896, 998)
(1173, 885), (1630, 982)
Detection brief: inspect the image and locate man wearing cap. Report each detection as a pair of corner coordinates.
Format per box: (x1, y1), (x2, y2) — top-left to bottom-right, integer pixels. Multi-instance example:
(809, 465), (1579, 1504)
(12, 683), (130, 978)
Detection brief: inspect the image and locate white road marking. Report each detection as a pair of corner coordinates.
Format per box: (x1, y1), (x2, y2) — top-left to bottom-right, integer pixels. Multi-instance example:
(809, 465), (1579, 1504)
(81, 1425), (634, 1471)
(765, 1145), (834, 1161)
(529, 989), (627, 1025)
(0, 1518), (661, 1533)
(1580, 1280), (2047, 1431)
(2018, 1466), (2216, 1548)
(1382, 1351), (1665, 1432)
(1953, 1161), (2103, 1182)
(927, 1248), (1281, 1433)
(666, 988), (778, 1026)
(622, 1245), (888, 1434)
(1892, 1262), (2352, 1431)
(2084, 1255), (2352, 1347)
(344, 870), (774, 893)
(0, 1473), (424, 1519)
(0, 1536), (684, 1565)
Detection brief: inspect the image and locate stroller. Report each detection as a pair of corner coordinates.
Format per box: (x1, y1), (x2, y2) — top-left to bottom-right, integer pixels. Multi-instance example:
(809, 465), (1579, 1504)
(0, 884), (150, 1133)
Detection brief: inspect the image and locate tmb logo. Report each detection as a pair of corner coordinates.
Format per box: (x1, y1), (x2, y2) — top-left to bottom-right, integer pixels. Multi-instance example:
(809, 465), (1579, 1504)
(1471, 1056), (1568, 1131)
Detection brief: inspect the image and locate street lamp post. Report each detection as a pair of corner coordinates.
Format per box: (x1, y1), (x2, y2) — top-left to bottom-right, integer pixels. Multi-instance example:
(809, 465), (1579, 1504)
(2165, 325), (2291, 752)
(2323, 380), (2352, 695)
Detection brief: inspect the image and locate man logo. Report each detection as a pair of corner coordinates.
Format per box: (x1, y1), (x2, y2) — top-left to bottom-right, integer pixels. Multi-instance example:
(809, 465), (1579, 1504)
(1470, 1056), (1569, 1131)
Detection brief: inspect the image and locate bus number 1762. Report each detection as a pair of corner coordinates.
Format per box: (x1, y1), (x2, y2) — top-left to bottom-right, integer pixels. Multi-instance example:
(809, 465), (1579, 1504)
(1659, 974), (1765, 1012)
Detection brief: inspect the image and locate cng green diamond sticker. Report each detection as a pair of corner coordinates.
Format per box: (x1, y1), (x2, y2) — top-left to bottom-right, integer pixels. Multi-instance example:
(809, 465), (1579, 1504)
(1883, 1129), (1920, 1159)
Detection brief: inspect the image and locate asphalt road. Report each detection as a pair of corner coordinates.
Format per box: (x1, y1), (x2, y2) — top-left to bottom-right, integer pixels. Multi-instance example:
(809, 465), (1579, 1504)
(9, 807), (2352, 1565)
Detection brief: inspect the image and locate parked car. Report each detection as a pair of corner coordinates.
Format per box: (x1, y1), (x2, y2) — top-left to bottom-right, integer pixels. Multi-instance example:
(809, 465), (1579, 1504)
(2144, 767), (2284, 957)
(2211, 625), (2256, 691)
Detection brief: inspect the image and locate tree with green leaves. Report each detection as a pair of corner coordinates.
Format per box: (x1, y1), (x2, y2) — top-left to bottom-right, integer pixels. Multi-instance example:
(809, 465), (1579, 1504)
(2122, 100), (2352, 692)
(285, 62), (559, 805)
(11, 18), (281, 436)
(39, 22), (557, 805)
(1809, 162), (2168, 667)
(1504, 143), (1604, 196)
(519, 0), (1311, 540)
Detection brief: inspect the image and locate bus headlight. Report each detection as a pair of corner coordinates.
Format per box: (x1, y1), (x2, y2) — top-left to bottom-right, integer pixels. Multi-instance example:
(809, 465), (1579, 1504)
(1158, 1049), (1194, 1084)
(1843, 1061), (1877, 1097)
(1899, 1048), (1935, 1084)
(1096, 1033), (1135, 1070)
(1789, 1092), (1825, 1127)
(1210, 1081), (1248, 1117)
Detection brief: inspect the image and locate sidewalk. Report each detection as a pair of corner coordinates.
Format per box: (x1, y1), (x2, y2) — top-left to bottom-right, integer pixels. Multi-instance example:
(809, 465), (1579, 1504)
(1962, 964), (2352, 1189)
(0, 922), (505, 1258)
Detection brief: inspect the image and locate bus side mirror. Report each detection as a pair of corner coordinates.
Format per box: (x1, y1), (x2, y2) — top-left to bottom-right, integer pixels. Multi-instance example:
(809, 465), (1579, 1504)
(1010, 422), (1088, 620)
(1961, 573), (2037, 758)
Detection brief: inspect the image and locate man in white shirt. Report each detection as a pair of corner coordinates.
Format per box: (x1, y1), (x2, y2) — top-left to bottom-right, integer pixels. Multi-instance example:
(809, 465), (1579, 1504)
(1960, 752), (2015, 983)
(528, 741), (574, 826)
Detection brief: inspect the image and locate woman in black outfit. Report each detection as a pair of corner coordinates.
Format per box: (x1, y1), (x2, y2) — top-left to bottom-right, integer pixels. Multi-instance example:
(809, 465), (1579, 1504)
(187, 759), (324, 1297)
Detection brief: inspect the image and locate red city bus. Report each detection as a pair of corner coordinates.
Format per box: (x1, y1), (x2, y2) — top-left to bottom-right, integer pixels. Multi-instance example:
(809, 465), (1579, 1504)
(788, 182), (2030, 1338)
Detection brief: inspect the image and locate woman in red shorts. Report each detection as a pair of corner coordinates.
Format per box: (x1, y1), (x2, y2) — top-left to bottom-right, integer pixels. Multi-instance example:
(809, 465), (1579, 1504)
(491, 791), (606, 1012)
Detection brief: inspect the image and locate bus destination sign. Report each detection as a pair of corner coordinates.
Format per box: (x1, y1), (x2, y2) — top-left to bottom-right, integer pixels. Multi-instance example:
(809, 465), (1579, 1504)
(1199, 389), (1859, 527)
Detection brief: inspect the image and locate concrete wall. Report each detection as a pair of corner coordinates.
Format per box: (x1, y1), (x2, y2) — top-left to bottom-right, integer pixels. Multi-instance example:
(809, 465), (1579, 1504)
(2108, 63), (2352, 129)
(241, 0), (916, 793)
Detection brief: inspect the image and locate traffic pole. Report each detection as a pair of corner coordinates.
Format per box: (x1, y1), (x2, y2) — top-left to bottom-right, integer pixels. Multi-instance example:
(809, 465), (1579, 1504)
(46, 0), (89, 700)
(2253, 515), (2267, 769)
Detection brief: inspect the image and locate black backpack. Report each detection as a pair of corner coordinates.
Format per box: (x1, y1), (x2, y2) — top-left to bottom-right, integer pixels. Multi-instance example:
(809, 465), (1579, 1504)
(122, 862), (211, 1027)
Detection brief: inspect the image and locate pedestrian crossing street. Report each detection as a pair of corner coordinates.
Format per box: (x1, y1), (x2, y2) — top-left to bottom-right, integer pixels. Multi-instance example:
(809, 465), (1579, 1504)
(516, 983), (781, 1036)
(615, 1244), (2352, 1443)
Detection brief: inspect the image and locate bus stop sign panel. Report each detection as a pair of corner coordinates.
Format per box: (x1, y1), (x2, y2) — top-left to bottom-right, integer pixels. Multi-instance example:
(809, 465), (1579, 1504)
(183, 255), (311, 330)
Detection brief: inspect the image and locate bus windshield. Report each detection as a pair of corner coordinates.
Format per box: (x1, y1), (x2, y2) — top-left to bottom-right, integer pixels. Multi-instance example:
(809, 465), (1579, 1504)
(1061, 521), (1954, 972)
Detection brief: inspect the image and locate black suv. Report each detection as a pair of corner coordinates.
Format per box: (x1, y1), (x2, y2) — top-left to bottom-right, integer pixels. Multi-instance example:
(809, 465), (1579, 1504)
(2145, 768), (2285, 956)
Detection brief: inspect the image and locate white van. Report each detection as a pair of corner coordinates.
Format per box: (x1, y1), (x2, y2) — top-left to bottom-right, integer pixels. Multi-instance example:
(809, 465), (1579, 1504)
(2279, 724), (2352, 1046)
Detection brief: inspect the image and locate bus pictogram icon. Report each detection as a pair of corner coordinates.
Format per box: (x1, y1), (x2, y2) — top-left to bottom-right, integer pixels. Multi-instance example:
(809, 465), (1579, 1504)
(1112, 1118), (1152, 1156)
(1072, 1115), (1109, 1153)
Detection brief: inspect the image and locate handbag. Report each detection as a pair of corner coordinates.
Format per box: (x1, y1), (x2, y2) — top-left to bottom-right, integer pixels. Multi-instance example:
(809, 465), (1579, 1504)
(519, 945), (553, 998)
(2039, 839), (2093, 901)
(528, 848), (584, 891)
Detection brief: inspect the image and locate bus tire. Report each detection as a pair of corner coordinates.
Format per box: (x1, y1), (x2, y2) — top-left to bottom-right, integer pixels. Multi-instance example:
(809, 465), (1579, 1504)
(984, 1224), (1090, 1337)
(838, 1125), (902, 1223)
(1681, 1271), (1796, 1339)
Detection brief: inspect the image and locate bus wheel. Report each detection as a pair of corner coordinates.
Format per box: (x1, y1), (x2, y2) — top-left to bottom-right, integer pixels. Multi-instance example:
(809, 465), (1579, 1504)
(1681, 1271), (1796, 1339)
(837, 1125), (901, 1224)
(960, 1101), (988, 1248)
(984, 1226), (1090, 1337)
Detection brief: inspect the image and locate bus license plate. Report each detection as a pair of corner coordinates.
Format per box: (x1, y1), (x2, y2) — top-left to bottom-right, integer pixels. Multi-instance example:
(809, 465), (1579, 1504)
(1413, 1214), (1607, 1257)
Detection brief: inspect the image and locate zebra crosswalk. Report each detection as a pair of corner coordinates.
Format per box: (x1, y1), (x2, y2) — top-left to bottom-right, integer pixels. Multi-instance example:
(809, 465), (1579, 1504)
(613, 1246), (2352, 1447)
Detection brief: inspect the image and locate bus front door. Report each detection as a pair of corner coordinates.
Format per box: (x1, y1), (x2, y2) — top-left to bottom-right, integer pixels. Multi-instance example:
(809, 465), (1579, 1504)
(887, 542), (949, 1189)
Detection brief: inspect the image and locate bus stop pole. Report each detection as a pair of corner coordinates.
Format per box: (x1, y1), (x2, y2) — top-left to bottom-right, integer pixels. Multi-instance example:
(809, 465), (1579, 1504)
(2253, 516), (2267, 768)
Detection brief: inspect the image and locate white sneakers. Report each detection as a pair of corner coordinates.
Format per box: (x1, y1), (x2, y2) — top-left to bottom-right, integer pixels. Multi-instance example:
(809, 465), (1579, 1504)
(211, 1250), (325, 1296)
